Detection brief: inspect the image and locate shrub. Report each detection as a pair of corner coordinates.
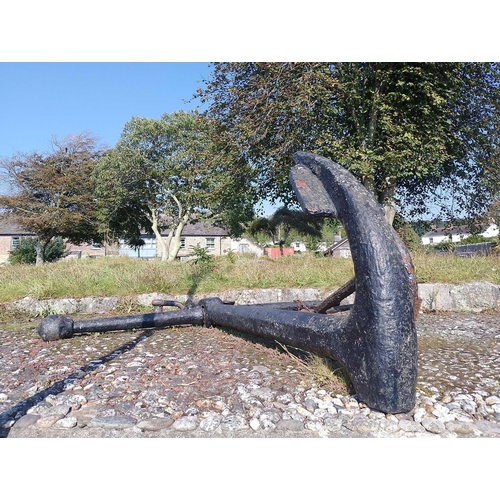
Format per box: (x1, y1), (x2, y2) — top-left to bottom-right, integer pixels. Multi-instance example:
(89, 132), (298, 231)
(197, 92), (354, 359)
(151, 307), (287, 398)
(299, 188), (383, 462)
(8, 237), (67, 264)
(433, 241), (455, 252)
(393, 214), (422, 251)
(459, 234), (490, 245)
(189, 244), (213, 268)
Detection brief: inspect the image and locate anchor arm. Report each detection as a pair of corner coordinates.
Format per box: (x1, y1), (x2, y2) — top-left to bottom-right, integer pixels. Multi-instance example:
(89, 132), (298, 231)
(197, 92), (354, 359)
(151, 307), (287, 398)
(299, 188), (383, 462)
(290, 152), (417, 412)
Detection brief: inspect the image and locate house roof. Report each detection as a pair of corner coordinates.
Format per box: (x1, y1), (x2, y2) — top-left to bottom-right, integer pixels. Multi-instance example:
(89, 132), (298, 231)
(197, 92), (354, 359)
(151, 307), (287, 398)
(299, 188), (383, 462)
(323, 237), (350, 256)
(422, 226), (474, 238)
(0, 215), (229, 238)
(0, 215), (35, 236)
(160, 221), (229, 237)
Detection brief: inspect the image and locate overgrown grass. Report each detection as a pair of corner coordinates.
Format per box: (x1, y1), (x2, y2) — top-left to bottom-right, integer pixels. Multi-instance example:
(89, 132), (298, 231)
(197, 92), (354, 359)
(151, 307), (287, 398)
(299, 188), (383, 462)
(411, 248), (500, 284)
(0, 250), (499, 304)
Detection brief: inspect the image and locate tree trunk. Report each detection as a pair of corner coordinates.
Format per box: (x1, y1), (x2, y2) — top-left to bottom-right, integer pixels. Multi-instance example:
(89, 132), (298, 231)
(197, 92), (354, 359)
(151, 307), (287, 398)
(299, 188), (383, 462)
(381, 185), (397, 226)
(167, 212), (190, 261)
(35, 238), (49, 266)
(150, 209), (169, 261)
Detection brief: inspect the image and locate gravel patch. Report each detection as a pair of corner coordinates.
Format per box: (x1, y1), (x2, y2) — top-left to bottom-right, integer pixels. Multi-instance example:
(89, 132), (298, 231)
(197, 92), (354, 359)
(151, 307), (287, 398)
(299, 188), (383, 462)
(1, 310), (499, 438)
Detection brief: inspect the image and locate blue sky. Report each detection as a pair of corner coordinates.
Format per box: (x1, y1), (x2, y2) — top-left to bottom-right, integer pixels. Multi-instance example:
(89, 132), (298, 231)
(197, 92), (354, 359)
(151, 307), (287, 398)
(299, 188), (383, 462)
(0, 62), (211, 156)
(0, 62), (279, 213)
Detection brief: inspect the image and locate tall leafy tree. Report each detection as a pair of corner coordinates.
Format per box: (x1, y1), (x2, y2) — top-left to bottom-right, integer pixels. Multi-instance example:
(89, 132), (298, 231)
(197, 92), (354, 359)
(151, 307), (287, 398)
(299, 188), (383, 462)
(0, 133), (105, 265)
(93, 110), (257, 261)
(195, 63), (500, 224)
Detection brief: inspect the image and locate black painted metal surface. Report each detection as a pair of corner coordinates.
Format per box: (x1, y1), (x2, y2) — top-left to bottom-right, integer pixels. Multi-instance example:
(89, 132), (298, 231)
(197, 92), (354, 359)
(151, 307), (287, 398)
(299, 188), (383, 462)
(289, 152), (417, 413)
(37, 152), (417, 413)
(38, 309), (205, 342)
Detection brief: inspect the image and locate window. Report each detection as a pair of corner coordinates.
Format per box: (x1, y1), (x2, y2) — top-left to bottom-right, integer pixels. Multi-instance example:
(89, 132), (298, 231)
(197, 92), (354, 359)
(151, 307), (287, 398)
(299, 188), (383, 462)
(11, 237), (20, 249)
(206, 238), (215, 250)
(239, 243), (249, 253)
(180, 238), (186, 250)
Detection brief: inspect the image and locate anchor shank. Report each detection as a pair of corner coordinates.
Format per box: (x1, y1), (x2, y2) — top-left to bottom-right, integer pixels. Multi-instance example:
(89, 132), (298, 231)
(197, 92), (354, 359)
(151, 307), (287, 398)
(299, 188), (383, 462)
(201, 298), (347, 360)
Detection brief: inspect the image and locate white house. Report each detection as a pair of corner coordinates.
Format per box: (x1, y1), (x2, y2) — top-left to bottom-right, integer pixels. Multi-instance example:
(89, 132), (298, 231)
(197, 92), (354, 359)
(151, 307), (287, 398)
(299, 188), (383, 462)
(421, 223), (499, 245)
(229, 237), (264, 257)
(290, 241), (308, 252)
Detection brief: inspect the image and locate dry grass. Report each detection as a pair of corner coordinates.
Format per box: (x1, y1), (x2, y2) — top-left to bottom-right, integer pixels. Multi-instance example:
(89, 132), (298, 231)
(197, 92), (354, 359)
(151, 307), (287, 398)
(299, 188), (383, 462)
(0, 250), (499, 305)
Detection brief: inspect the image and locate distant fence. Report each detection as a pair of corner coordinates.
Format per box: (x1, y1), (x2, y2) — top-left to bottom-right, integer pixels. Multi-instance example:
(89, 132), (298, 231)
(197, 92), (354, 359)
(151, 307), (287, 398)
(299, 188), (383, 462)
(454, 242), (492, 257)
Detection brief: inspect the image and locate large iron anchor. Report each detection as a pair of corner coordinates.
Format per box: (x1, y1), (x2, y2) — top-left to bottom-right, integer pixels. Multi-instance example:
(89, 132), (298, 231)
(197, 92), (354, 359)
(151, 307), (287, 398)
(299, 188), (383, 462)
(38, 152), (418, 414)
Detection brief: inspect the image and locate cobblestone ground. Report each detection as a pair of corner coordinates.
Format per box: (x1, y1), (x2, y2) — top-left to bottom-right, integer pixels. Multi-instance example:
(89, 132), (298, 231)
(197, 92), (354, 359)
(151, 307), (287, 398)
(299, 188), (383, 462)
(1, 310), (499, 438)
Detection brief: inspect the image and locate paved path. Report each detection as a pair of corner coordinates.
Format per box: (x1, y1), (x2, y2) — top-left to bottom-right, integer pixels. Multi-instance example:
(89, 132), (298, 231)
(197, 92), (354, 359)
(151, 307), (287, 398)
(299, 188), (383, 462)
(1, 310), (499, 438)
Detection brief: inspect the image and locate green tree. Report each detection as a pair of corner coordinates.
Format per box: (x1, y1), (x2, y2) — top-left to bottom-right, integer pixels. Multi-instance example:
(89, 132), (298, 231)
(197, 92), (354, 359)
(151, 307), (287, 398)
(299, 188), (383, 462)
(247, 206), (323, 255)
(393, 213), (422, 251)
(0, 133), (105, 265)
(196, 63), (500, 224)
(93, 111), (256, 261)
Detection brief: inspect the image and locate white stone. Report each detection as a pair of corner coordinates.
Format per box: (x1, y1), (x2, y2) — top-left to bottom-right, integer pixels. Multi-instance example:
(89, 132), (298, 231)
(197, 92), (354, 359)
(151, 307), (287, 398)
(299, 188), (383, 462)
(432, 404), (450, 419)
(422, 417), (446, 434)
(249, 418), (260, 431)
(55, 417), (78, 429)
(172, 416), (199, 432)
(295, 406), (314, 418)
(413, 408), (427, 423)
(199, 416), (221, 432)
(485, 396), (500, 405)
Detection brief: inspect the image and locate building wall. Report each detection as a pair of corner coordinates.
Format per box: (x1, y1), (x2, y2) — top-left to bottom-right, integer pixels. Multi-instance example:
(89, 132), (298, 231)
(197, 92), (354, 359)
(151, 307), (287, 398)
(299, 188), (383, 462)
(230, 237), (264, 257)
(421, 234), (467, 245)
(330, 246), (352, 258)
(265, 247), (295, 258)
(0, 235), (14, 261)
(0, 236), (14, 263)
(290, 241), (307, 252)
(66, 241), (120, 258)
(176, 236), (231, 258)
(119, 235), (231, 259)
(482, 224), (499, 238)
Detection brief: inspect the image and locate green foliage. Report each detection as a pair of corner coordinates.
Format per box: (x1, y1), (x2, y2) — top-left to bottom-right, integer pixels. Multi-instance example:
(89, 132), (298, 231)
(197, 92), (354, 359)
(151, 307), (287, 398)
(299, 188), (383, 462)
(8, 237), (67, 264)
(0, 133), (105, 265)
(93, 111), (257, 260)
(197, 63), (500, 221)
(189, 244), (214, 268)
(433, 241), (455, 252)
(459, 234), (491, 245)
(304, 235), (321, 252)
(393, 213), (422, 251)
(225, 249), (237, 264)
